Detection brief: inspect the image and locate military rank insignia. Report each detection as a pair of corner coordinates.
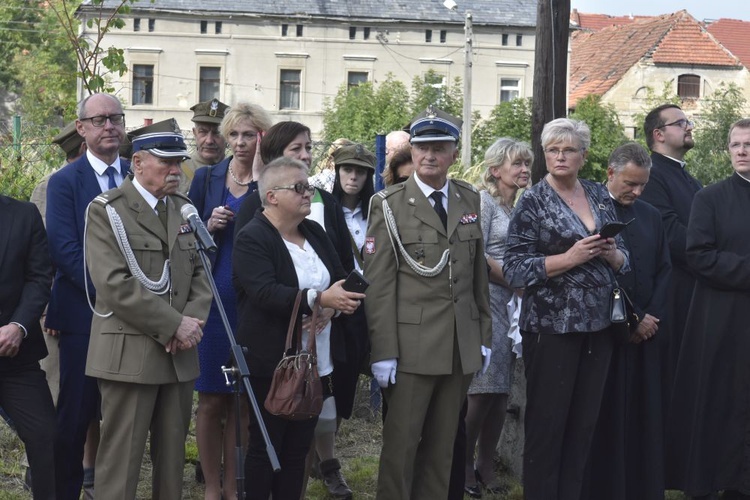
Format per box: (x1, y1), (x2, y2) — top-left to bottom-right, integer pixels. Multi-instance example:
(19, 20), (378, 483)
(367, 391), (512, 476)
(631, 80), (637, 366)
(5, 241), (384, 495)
(179, 223), (193, 234)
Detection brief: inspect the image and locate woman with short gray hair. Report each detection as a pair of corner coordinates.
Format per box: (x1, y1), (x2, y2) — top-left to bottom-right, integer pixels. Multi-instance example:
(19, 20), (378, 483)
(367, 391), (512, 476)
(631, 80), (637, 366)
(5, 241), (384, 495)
(503, 118), (628, 499)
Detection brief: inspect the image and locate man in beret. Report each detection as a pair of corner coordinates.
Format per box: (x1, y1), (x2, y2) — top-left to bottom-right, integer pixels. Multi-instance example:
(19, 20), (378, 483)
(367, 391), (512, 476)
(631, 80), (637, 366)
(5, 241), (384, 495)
(84, 130), (212, 497)
(364, 106), (492, 499)
(179, 98), (229, 193)
(46, 93), (129, 500)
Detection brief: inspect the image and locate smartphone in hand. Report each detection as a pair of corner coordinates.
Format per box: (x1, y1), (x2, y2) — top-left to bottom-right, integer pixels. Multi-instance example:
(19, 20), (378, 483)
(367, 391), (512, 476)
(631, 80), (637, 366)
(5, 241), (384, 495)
(342, 269), (370, 293)
(599, 218), (634, 239)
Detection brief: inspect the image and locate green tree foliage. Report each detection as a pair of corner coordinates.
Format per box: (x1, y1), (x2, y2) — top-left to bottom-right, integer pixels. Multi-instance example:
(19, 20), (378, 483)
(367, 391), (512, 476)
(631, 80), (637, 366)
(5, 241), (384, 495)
(321, 74), (410, 147)
(0, 0), (43, 89)
(570, 94), (628, 181)
(49, 0), (144, 95)
(409, 69), (463, 118)
(687, 83), (747, 185)
(472, 98), (532, 158)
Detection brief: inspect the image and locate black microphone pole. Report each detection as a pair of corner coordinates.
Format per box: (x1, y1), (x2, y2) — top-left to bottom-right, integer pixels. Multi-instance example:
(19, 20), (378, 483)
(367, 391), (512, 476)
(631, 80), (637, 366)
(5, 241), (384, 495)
(193, 238), (281, 499)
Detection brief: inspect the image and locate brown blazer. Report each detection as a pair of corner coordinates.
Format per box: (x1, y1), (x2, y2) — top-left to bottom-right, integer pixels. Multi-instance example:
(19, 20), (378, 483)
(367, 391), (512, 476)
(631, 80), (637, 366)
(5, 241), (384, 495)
(364, 175), (492, 376)
(84, 177), (212, 384)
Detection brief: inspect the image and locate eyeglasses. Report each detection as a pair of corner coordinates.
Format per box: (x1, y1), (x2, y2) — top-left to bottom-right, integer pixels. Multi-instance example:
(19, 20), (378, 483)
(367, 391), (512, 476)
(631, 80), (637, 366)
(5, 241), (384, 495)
(79, 114), (125, 127)
(544, 147), (582, 158)
(659, 119), (694, 130)
(271, 182), (315, 195)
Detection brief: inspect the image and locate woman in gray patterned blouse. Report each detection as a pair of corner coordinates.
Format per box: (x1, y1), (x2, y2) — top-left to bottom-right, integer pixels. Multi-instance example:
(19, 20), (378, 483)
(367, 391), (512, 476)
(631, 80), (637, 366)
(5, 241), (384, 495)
(503, 118), (628, 500)
(463, 138), (532, 498)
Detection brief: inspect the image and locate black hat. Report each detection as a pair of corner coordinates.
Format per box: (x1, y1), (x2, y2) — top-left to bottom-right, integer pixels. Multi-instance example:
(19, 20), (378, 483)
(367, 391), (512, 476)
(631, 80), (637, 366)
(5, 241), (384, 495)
(131, 132), (190, 160)
(52, 121), (84, 158)
(333, 144), (376, 170)
(409, 105), (462, 143)
(190, 98), (229, 124)
(122, 118), (182, 158)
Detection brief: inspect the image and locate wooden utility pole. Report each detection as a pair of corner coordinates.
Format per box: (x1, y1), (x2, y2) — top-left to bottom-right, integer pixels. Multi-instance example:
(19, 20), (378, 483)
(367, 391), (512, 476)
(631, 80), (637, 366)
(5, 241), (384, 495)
(531, 0), (571, 183)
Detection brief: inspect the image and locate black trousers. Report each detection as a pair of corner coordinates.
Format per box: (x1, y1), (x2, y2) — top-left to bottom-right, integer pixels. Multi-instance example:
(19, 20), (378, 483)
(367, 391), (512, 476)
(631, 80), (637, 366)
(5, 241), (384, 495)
(0, 362), (57, 500)
(245, 376), (317, 500)
(521, 330), (613, 500)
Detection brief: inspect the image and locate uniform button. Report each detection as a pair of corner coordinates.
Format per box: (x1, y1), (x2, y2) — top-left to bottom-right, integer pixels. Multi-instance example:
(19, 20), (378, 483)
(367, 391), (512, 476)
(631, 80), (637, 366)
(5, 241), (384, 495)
(452, 258), (458, 264)
(454, 297), (459, 303)
(145, 243), (149, 248)
(418, 235), (423, 241)
(355, 230), (360, 235)
(449, 237), (454, 244)
(173, 290), (179, 296)
(453, 277), (458, 283)
(118, 325), (123, 331)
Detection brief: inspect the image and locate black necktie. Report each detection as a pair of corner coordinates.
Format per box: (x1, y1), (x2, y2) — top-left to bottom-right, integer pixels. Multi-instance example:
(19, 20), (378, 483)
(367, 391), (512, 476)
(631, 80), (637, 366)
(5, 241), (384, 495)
(156, 199), (168, 230)
(430, 191), (447, 230)
(105, 166), (118, 190)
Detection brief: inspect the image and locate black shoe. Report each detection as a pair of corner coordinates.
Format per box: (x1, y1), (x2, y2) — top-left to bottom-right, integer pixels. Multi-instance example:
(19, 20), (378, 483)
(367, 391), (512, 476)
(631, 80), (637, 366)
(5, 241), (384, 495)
(464, 484), (482, 498)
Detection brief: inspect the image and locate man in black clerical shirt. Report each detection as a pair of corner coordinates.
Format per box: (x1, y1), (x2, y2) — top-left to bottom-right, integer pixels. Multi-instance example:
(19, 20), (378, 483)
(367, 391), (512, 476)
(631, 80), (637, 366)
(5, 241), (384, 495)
(588, 142), (672, 500)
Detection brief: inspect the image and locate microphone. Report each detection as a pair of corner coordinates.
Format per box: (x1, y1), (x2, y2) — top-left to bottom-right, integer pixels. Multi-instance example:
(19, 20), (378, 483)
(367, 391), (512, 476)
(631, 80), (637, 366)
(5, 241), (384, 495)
(180, 204), (218, 253)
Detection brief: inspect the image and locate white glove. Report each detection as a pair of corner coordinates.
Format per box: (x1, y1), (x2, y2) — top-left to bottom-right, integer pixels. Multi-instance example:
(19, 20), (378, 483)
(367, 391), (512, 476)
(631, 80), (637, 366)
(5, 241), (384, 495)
(480, 345), (492, 375)
(372, 358), (398, 388)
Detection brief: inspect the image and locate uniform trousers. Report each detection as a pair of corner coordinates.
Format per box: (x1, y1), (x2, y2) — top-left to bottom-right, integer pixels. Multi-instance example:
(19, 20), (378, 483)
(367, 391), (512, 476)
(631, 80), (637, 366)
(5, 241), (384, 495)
(376, 346), (472, 500)
(95, 378), (193, 500)
(0, 362), (56, 500)
(522, 329), (613, 500)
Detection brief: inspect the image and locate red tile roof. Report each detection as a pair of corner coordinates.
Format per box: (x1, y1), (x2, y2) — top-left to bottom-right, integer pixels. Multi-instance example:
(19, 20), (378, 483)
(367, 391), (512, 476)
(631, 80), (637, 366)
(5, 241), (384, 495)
(569, 11), (741, 107)
(706, 18), (750, 69)
(570, 9), (654, 31)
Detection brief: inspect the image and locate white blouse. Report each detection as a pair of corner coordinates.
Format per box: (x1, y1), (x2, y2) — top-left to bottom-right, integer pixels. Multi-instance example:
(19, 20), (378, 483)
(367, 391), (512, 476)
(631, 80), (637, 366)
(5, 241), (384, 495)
(283, 238), (333, 376)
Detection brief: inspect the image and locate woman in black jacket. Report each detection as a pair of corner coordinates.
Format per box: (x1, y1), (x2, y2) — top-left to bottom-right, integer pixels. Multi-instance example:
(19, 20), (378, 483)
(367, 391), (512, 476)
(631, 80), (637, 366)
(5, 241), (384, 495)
(233, 157), (363, 500)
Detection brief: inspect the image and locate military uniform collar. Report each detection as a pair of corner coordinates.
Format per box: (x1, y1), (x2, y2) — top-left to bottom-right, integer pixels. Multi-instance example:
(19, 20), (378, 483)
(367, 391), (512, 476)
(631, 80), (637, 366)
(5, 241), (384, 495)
(413, 173), (449, 201)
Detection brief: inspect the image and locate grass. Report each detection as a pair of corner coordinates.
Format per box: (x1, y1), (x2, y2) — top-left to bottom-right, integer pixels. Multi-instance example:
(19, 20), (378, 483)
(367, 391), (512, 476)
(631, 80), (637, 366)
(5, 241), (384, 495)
(0, 376), (691, 499)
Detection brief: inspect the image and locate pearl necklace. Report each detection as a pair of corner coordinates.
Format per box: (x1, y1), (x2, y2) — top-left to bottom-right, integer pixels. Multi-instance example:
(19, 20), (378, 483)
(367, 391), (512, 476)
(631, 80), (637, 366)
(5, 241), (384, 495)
(228, 161), (252, 186)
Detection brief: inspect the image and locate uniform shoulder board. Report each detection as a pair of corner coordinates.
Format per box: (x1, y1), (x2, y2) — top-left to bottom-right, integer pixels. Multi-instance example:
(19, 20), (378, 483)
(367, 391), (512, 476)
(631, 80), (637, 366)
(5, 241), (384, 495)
(451, 178), (478, 193)
(374, 182), (406, 199)
(92, 190), (122, 205)
(172, 191), (192, 203)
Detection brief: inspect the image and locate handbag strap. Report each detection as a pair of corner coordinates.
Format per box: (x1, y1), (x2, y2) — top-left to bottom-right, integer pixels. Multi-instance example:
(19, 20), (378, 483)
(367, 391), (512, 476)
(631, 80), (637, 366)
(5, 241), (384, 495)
(305, 294), (321, 357)
(284, 291), (304, 351)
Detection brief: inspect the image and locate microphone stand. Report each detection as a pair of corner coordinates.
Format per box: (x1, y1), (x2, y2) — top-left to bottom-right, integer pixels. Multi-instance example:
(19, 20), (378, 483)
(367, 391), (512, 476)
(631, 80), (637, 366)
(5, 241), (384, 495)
(194, 243), (280, 499)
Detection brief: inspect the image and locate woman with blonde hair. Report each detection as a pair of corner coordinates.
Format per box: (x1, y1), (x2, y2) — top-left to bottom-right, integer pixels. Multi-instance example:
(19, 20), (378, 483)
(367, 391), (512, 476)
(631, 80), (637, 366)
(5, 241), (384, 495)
(188, 101), (273, 500)
(464, 138), (531, 497)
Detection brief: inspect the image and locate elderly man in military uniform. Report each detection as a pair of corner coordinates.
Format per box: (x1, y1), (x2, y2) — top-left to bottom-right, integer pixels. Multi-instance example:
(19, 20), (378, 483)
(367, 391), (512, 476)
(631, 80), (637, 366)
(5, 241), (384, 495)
(179, 98), (229, 193)
(364, 107), (492, 500)
(84, 131), (212, 498)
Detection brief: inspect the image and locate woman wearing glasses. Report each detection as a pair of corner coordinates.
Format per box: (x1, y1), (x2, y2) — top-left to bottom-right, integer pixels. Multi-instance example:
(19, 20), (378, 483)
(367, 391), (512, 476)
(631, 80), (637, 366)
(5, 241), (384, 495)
(233, 157), (364, 499)
(503, 118), (628, 500)
(187, 102), (272, 500)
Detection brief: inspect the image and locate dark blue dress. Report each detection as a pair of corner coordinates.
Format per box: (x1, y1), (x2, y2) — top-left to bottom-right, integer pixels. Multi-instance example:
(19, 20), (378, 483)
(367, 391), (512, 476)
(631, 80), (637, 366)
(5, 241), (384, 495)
(195, 190), (247, 393)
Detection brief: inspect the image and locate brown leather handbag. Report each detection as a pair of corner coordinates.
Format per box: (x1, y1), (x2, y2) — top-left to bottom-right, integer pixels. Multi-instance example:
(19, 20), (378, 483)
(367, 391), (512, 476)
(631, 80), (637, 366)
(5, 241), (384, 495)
(264, 291), (324, 420)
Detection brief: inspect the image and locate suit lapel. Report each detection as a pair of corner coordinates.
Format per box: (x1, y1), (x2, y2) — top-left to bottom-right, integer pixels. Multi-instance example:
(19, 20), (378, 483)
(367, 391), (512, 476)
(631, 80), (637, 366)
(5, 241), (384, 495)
(406, 177), (446, 236)
(77, 156), (103, 199)
(446, 182), (465, 236)
(0, 196), (14, 265)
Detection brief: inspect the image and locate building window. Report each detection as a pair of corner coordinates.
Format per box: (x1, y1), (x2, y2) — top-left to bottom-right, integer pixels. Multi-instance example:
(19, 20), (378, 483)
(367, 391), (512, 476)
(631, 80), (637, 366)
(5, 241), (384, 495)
(440, 30), (447, 43)
(502, 33), (509, 46)
(425, 30), (433, 43)
(500, 78), (520, 102)
(148, 19), (155, 32)
(364, 27), (371, 40)
(516, 34), (523, 47)
(349, 27), (357, 40)
(282, 24), (288, 36)
(280, 69), (301, 110)
(199, 67), (221, 102)
(215, 22), (222, 34)
(678, 74), (700, 99)
(134, 18), (141, 32)
(200, 21), (207, 34)
(296, 24), (303, 37)
(347, 71), (368, 90)
(132, 64), (154, 105)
